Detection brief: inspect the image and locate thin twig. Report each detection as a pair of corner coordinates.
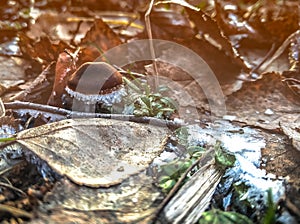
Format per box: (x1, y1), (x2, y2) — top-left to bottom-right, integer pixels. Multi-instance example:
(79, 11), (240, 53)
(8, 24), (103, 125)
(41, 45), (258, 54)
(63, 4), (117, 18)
(0, 160), (27, 176)
(282, 77), (300, 84)
(0, 98), (5, 118)
(0, 181), (27, 196)
(258, 30), (300, 73)
(250, 43), (276, 75)
(4, 101), (70, 116)
(4, 101), (183, 130)
(145, 0), (159, 89)
(0, 204), (33, 219)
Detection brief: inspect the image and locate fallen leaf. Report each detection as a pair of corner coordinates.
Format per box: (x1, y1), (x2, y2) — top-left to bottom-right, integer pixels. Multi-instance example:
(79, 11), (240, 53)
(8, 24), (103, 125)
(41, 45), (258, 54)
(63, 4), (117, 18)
(0, 56), (27, 97)
(16, 118), (169, 187)
(31, 174), (161, 224)
(9, 62), (55, 103)
(79, 18), (122, 62)
(18, 34), (70, 63)
(26, 12), (90, 44)
(187, 8), (248, 73)
(226, 72), (300, 130)
(47, 51), (78, 107)
(280, 122), (300, 151)
(148, 9), (195, 40)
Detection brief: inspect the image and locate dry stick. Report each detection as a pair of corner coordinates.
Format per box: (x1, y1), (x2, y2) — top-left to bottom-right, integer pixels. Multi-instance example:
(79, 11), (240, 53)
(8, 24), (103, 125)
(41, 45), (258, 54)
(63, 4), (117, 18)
(0, 181), (27, 196)
(0, 160), (27, 176)
(282, 77), (300, 96)
(0, 204), (33, 219)
(4, 101), (183, 130)
(0, 98), (5, 117)
(249, 43), (276, 75)
(285, 197), (300, 218)
(151, 149), (215, 223)
(5, 101), (70, 116)
(282, 78), (300, 84)
(145, 0), (159, 89)
(258, 30), (300, 73)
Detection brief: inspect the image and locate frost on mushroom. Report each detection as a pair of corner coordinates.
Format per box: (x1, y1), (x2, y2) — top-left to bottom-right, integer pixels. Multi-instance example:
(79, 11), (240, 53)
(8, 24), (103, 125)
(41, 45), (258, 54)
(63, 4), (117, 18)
(65, 62), (127, 111)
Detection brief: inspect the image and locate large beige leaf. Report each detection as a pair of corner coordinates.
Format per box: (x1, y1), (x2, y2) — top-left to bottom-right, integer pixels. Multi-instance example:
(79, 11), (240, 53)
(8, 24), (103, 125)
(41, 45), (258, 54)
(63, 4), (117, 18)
(16, 118), (169, 187)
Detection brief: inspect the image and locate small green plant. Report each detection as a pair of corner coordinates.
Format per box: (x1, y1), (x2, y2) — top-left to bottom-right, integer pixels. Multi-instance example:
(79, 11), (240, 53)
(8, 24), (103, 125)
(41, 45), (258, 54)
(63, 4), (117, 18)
(157, 126), (207, 193)
(261, 189), (276, 224)
(214, 141), (236, 169)
(158, 147), (204, 193)
(174, 126), (189, 146)
(123, 76), (178, 119)
(175, 127), (207, 156)
(199, 208), (253, 224)
(232, 182), (253, 212)
(158, 132), (236, 193)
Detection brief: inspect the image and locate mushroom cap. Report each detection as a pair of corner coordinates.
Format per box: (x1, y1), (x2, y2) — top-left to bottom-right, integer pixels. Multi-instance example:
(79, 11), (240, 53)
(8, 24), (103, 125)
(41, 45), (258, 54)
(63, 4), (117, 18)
(66, 62), (126, 105)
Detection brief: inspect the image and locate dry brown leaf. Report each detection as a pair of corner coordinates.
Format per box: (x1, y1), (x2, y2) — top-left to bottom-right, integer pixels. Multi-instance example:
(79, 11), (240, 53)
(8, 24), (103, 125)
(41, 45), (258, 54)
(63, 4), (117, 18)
(0, 56), (26, 97)
(226, 72), (300, 130)
(19, 34), (70, 63)
(148, 9), (195, 40)
(79, 18), (122, 62)
(80, 18), (122, 50)
(280, 122), (300, 151)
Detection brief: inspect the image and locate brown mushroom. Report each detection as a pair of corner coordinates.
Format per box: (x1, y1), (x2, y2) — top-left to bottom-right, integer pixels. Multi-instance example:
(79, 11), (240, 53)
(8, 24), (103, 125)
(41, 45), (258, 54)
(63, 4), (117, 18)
(64, 62), (126, 112)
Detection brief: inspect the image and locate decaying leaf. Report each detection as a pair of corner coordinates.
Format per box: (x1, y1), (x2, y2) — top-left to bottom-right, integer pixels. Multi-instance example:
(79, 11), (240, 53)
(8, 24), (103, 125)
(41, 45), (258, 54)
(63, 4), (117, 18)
(280, 122), (300, 151)
(31, 174), (161, 224)
(47, 50), (78, 107)
(26, 12), (90, 44)
(187, 7), (247, 72)
(148, 9), (195, 40)
(0, 56), (26, 97)
(9, 62), (55, 103)
(16, 118), (169, 187)
(19, 34), (70, 63)
(81, 18), (122, 49)
(79, 18), (122, 62)
(226, 72), (300, 130)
